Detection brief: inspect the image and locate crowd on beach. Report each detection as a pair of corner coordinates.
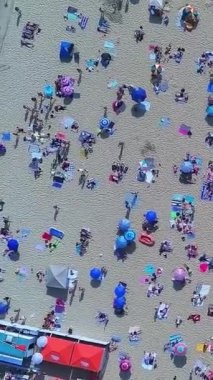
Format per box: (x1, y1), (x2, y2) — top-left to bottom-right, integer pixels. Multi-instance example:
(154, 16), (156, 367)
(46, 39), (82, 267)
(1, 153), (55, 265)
(0, 0), (213, 379)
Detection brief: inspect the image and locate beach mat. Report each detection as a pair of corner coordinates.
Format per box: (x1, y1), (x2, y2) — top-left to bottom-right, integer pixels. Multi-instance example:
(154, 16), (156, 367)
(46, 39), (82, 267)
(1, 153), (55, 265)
(201, 181), (213, 201)
(170, 194), (195, 237)
(159, 117), (171, 128)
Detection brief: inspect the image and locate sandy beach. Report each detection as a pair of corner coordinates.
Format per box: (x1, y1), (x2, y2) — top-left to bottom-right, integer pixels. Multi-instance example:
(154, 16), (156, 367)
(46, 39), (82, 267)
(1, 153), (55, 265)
(0, 0), (212, 378)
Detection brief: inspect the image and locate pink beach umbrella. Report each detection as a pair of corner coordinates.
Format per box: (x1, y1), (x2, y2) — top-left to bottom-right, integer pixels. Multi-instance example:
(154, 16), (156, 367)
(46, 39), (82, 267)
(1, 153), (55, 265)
(61, 85), (74, 97)
(172, 267), (187, 282)
(173, 342), (187, 356)
(199, 262), (208, 273)
(120, 359), (131, 372)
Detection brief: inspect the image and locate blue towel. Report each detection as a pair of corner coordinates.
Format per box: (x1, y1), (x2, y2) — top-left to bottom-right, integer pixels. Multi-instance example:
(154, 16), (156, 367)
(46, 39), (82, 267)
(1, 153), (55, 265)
(52, 182), (62, 189)
(1, 132), (11, 141)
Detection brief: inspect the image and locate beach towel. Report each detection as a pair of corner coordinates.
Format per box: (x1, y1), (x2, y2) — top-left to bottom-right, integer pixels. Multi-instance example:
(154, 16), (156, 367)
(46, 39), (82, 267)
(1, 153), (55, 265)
(64, 162), (75, 181)
(146, 171), (154, 183)
(67, 13), (79, 21)
(141, 360), (154, 370)
(201, 181), (213, 201)
(178, 124), (191, 136)
(85, 59), (97, 71)
(144, 264), (155, 275)
(159, 117), (171, 127)
(175, 8), (184, 31)
(169, 334), (183, 345)
(52, 182), (63, 189)
(196, 343), (205, 352)
(35, 243), (46, 252)
(49, 228), (64, 239)
(107, 79), (118, 89)
(104, 41), (117, 56)
(79, 16), (89, 30)
(28, 143), (40, 153)
(199, 284), (211, 297)
(1, 132), (11, 141)
(159, 80), (169, 92)
(16, 228), (31, 242)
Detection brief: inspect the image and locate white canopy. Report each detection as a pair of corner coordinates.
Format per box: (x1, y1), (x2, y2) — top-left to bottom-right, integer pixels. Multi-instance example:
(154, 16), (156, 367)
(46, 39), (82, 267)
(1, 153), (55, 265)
(148, 0), (165, 9)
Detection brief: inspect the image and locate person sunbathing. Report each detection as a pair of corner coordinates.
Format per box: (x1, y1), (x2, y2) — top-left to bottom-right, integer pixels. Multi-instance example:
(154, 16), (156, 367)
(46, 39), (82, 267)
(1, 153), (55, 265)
(187, 313), (201, 323)
(175, 88), (188, 102)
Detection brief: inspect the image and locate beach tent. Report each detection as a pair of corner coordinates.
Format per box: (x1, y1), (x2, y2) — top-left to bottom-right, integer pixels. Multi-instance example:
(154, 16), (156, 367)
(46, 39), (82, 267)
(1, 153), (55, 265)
(42, 337), (75, 366)
(148, 0), (165, 9)
(46, 265), (69, 289)
(59, 41), (74, 61)
(70, 342), (105, 373)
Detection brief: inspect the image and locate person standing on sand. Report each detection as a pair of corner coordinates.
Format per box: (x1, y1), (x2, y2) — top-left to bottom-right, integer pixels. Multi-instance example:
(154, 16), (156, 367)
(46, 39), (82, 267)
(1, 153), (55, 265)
(53, 205), (60, 221)
(77, 68), (82, 86)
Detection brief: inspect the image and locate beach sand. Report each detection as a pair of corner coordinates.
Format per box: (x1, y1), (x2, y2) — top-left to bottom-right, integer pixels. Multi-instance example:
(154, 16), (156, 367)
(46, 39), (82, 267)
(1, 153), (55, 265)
(0, 0), (212, 378)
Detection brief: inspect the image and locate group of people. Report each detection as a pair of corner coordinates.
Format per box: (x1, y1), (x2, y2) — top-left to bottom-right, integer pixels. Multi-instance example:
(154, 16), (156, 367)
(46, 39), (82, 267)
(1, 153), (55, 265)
(76, 228), (92, 256)
(110, 161), (128, 183)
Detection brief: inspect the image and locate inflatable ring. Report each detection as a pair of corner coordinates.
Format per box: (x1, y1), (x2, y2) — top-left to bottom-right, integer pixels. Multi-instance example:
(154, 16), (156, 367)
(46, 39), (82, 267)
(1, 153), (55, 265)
(138, 233), (155, 246)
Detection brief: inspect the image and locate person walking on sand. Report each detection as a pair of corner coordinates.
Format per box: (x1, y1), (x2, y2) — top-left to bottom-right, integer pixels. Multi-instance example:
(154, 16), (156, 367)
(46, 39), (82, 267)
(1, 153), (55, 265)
(77, 68), (82, 86)
(53, 205), (60, 221)
(79, 287), (85, 301)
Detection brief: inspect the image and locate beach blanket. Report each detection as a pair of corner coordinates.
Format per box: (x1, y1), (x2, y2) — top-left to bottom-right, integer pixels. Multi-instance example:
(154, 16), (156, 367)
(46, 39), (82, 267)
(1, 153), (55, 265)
(159, 117), (171, 128)
(175, 8), (184, 31)
(124, 192), (139, 209)
(199, 284), (211, 297)
(170, 194), (195, 238)
(141, 360), (154, 370)
(201, 181), (213, 201)
(79, 16), (89, 30)
(1, 132), (11, 141)
(104, 41), (117, 57)
(178, 124), (191, 136)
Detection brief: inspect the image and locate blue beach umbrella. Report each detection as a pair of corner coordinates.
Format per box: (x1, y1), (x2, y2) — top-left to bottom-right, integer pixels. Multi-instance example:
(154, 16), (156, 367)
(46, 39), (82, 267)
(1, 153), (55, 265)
(124, 229), (136, 242)
(43, 85), (54, 98)
(115, 236), (128, 250)
(180, 161), (193, 174)
(207, 105), (213, 117)
(114, 296), (126, 309)
(114, 284), (126, 297)
(7, 239), (19, 252)
(131, 87), (147, 102)
(118, 218), (131, 232)
(144, 210), (157, 224)
(90, 267), (101, 280)
(99, 117), (110, 130)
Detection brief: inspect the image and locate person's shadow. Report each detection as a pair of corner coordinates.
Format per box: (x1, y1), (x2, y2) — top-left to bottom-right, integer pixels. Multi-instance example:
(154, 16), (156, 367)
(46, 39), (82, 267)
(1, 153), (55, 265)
(17, 13), (22, 27)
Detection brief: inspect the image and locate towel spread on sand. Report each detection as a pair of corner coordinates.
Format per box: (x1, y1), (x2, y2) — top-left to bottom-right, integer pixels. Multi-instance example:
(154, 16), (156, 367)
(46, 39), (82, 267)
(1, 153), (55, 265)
(199, 284), (211, 297)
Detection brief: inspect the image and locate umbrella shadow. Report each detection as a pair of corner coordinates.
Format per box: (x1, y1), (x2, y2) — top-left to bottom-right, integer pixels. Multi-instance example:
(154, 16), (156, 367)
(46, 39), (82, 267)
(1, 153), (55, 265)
(173, 355), (187, 368)
(149, 15), (163, 24)
(172, 281), (186, 291)
(119, 370), (131, 379)
(99, 131), (111, 139)
(114, 249), (128, 262)
(90, 279), (102, 288)
(114, 309), (126, 318)
(205, 116), (213, 126)
(131, 104), (146, 117)
(8, 251), (20, 262)
(63, 96), (74, 106)
(126, 241), (136, 255)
